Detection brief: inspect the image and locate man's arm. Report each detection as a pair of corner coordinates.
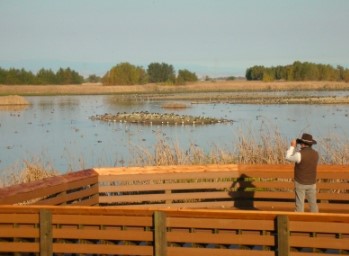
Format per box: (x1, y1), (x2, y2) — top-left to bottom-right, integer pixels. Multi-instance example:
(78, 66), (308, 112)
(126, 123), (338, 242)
(285, 139), (301, 163)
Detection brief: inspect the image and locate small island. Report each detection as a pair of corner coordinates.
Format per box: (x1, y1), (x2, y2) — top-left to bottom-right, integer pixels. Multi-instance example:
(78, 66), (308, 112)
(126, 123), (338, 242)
(90, 111), (233, 125)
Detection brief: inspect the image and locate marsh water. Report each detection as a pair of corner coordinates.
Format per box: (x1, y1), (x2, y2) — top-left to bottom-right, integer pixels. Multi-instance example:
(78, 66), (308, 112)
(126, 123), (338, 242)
(1, 92), (349, 174)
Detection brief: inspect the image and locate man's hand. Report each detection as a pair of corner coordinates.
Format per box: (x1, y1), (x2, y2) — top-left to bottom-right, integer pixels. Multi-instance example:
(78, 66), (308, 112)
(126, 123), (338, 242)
(291, 139), (297, 147)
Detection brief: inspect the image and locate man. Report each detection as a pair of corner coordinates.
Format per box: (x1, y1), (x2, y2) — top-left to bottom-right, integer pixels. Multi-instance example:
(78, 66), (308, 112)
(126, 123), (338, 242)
(286, 133), (319, 212)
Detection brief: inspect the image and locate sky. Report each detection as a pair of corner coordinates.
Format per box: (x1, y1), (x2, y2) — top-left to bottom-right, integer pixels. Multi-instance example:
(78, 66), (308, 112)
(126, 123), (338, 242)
(1, 0), (349, 78)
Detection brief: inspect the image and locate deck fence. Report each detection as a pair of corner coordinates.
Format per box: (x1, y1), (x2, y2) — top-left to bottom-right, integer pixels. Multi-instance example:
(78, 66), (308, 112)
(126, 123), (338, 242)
(0, 164), (348, 255)
(0, 206), (348, 255)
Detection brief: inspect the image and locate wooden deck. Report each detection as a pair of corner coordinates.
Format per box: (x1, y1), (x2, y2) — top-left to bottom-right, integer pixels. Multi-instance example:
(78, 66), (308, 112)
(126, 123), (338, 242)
(0, 206), (348, 255)
(0, 164), (348, 255)
(0, 164), (348, 213)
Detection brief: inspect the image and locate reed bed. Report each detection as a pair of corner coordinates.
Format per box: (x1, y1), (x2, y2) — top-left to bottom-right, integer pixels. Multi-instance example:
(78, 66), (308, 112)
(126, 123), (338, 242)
(129, 127), (349, 166)
(1, 81), (349, 96)
(1, 159), (57, 187)
(1, 127), (348, 187)
(161, 102), (189, 109)
(0, 95), (29, 105)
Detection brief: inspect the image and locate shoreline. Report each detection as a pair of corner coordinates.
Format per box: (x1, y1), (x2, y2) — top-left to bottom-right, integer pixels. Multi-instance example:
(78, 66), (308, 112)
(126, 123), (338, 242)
(1, 81), (349, 104)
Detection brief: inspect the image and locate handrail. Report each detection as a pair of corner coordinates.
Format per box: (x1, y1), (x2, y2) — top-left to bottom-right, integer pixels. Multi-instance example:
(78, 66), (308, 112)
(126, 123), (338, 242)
(0, 164), (348, 213)
(0, 206), (348, 256)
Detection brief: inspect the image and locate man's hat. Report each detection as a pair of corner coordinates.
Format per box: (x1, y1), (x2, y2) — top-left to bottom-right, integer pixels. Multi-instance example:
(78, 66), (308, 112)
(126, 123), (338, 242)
(296, 133), (317, 145)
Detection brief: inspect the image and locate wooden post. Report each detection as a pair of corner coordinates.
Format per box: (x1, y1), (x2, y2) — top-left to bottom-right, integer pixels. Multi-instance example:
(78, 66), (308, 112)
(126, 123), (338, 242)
(277, 215), (289, 256)
(40, 209), (52, 256)
(154, 211), (167, 256)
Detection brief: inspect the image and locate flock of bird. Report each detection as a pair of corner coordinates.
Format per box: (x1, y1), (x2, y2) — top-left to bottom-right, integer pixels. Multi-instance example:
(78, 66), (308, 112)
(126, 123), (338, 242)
(90, 111), (232, 125)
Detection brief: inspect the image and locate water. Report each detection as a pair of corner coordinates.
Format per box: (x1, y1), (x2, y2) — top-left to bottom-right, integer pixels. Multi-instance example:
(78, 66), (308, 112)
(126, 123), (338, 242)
(1, 93), (349, 174)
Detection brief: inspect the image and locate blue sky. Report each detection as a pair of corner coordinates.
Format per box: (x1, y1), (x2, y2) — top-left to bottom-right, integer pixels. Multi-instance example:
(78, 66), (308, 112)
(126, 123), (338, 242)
(1, 0), (349, 78)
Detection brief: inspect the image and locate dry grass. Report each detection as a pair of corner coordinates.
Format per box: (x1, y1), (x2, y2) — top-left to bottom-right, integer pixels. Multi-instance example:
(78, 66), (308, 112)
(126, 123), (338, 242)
(1, 159), (58, 187)
(0, 95), (29, 105)
(161, 102), (189, 109)
(319, 134), (349, 164)
(129, 126), (290, 166)
(233, 126), (288, 164)
(1, 81), (348, 96)
(1, 125), (348, 187)
(129, 126), (349, 166)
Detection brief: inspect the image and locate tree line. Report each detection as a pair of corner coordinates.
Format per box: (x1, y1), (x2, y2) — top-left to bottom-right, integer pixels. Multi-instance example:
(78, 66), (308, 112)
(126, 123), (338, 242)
(2, 61), (348, 85)
(0, 62), (198, 85)
(0, 67), (84, 85)
(102, 62), (198, 85)
(246, 61), (349, 82)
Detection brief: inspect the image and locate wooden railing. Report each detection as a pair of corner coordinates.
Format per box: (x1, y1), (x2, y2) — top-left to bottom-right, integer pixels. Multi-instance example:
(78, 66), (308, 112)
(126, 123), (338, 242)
(0, 164), (348, 255)
(0, 206), (348, 256)
(96, 164), (349, 212)
(0, 169), (99, 206)
(0, 164), (348, 213)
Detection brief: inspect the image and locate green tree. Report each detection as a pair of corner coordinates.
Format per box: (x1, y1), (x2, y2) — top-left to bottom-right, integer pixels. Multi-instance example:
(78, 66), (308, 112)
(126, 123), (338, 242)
(343, 69), (349, 82)
(176, 69), (198, 84)
(226, 76), (236, 81)
(0, 67), (5, 84)
(245, 65), (265, 80)
(86, 74), (101, 83)
(102, 62), (147, 85)
(36, 68), (57, 84)
(262, 69), (275, 82)
(245, 61), (349, 82)
(5, 68), (35, 84)
(147, 62), (175, 83)
(56, 67), (84, 84)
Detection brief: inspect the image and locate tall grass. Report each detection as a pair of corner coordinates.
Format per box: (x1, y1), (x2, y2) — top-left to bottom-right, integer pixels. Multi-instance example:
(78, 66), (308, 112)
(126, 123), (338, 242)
(319, 133), (349, 164)
(1, 159), (57, 187)
(128, 126), (349, 166)
(1, 126), (348, 187)
(233, 126), (288, 164)
(1, 81), (349, 96)
(129, 126), (289, 166)
(0, 95), (29, 105)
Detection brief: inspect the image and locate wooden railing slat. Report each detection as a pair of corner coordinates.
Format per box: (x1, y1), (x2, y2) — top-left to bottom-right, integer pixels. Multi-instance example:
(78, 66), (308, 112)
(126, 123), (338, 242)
(52, 214), (152, 226)
(167, 217), (274, 230)
(53, 229), (153, 241)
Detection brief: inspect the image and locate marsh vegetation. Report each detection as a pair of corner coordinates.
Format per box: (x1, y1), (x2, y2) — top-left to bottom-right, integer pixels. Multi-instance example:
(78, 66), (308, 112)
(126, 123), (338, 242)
(1, 82), (349, 187)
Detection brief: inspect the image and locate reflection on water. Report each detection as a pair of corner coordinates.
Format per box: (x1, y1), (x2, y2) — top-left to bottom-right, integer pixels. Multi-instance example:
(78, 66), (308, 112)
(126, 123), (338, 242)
(0, 94), (349, 174)
(0, 105), (29, 111)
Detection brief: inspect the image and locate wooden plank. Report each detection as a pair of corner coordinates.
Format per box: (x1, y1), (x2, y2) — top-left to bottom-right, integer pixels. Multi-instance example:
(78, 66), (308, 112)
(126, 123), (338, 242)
(290, 221), (349, 234)
(35, 185), (99, 205)
(53, 229), (153, 241)
(99, 180), (295, 193)
(100, 181), (235, 193)
(95, 164), (239, 176)
(70, 193), (99, 206)
(110, 200), (292, 211)
(154, 211), (167, 256)
(98, 171), (241, 183)
(277, 215), (289, 256)
(317, 172), (349, 179)
(52, 243), (153, 255)
(167, 217), (274, 230)
(40, 209), (52, 256)
(100, 190), (295, 205)
(317, 192), (349, 200)
(0, 242), (39, 253)
(0, 169), (98, 204)
(0, 213), (39, 223)
(317, 182), (349, 190)
(289, 236), (349, 250)
(166, 232), (275, 246)
(167, 247), (274, 256)
(0, 227), (39, 238)
(52, 214), (152, 226)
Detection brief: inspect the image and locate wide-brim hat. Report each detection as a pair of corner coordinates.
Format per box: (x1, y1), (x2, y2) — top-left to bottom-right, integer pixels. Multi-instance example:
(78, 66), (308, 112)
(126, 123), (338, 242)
(296, 133), (317, 145)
